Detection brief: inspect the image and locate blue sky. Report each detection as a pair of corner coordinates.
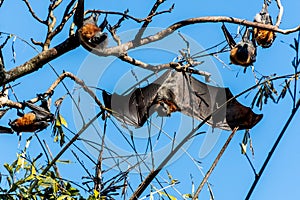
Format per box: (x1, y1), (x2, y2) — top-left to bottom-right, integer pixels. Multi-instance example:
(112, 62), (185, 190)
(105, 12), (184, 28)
(1, 0), (300, 199)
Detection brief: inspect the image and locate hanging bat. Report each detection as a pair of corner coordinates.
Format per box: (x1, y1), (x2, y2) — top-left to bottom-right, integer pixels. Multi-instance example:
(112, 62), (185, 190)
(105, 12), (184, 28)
(78, 13), (108, 49)
(222, 24), (257, 67)
(253, 0), (276, 48)
(0, 101), (54, 134)
(102, 70), (263, 131)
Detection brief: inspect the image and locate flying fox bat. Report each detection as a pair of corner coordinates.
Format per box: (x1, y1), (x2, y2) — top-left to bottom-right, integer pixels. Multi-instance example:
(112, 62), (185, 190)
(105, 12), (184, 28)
(78, 13), (108, 48)
(102, 70), (263, 131)
(0, 101), (54, 134)
(222, 24), (257, 67)
(253, 0), (276, 48)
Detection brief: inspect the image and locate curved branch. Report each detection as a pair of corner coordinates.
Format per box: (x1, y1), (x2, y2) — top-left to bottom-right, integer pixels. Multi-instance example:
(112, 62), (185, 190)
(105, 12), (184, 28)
(275, 0), (284, 27)
(80, 16), (300, 57)
(22, 0), (47, 24)
(0, 35), (80, 86)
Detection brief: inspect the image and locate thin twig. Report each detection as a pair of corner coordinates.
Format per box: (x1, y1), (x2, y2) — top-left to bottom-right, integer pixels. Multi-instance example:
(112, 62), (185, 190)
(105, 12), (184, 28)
(245, 98), (300, 200)
(275, 0), (284, 27)
(29, 72), (105, 111)
(192, 127), (239, 199)
(43, 140), (63, 183)
(22, 0), (47, 24)
(134, 0), (167, 41)
(80, 16), (300, 58)
(94, 118), (107, 192)
(27, 110), (104, 194)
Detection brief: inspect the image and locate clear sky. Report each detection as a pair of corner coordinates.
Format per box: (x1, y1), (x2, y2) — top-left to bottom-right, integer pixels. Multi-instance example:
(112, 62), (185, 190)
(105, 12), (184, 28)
(1, 0), (300, 199)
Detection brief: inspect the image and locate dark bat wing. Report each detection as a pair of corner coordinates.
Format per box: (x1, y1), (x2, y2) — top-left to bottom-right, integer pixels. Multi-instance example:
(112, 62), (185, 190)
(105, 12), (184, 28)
(103, 70), (263, 131)
(103, 71), (172, 127)
(162, 71), (263, 130)
(223, 88), (263, 130)
(0, 125), (13, 134)
(221, 24), (236, 49)
(24, 102), (54, 122)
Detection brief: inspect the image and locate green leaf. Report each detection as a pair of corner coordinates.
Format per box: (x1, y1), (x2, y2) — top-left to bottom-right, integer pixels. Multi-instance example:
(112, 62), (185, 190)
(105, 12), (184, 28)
(56, 114), (68, 127)
(183, 193), (193, 198)
(158, 191), (177, 200)
(57, 195), (72, 200)
(56, 160), (72, 164)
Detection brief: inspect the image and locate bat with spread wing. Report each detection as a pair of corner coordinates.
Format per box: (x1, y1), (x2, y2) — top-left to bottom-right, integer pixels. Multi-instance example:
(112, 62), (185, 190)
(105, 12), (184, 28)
(0, 101), (54, 134)
(102, 70), (263, 131)
(222, 24), (257, 67)
(253, 0), (276, 48)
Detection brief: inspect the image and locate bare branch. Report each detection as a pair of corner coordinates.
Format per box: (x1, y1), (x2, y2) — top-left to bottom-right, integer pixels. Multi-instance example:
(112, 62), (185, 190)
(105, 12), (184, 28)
(49, 0), (77, 40)
(80, 16), (300, 58)
(30, 38), (43, 47)
(30, 71), (105, 110)
(50, 0), (62, 10)
(108, 10), (129, 45)
(192, 127), (239, 199)
(275, 0), (284, 27)
(134, 0), (169, 41)
(0, 35), (80, 86)
(86, 10), (150, 23)
(119, 54), (183, 71)
(22, 0), (47, 24)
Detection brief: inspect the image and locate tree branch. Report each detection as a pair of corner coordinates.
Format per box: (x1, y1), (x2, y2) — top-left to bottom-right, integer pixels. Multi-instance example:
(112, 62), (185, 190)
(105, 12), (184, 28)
(30, 71), (105, 110)
(80, 16), (300, 58)
(245, 98), (300, 199)
(0, 35), (80, 86)
(27, 110), (104, 195)
(275, 0), (284, 27)
(22, 0), (47, 24)
(192, 127), (239, 199)
(134, 0), (168, 42)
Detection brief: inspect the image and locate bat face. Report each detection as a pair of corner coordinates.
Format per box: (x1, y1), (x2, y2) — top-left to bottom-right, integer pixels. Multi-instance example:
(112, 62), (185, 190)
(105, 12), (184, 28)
(103, 70), (263, 131)
(253, 3), (276, 48)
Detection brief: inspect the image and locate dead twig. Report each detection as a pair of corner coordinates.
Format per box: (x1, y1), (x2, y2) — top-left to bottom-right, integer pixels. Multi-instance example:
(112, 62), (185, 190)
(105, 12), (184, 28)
(134, 0), (171, 41)
(22, 0), (47, 24)
(192, 127), (239, 199)
(275, 0), (284, 27)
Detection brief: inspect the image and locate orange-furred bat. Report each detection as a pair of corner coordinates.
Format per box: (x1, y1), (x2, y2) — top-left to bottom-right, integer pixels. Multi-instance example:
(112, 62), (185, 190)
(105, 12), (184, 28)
(0, 101), (54, 134)
(102, 70), (263, 131)
(253, 1), (276, 48)
(222, 24), (257, 67)
(78, 13), (108, 48)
